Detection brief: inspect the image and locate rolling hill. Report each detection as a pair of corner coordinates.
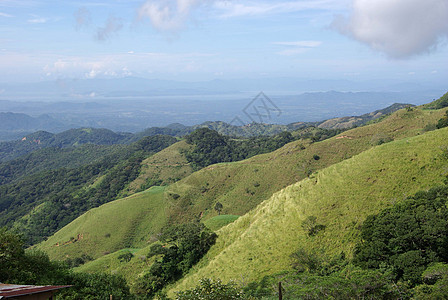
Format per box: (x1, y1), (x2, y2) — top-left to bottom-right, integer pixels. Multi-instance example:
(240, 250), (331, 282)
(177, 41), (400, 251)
(37, 104), (447, 289)
(172, 125), (448, 295)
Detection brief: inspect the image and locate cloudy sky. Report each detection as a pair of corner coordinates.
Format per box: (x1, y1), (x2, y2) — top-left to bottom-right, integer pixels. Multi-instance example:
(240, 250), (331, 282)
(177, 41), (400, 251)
(0, 0), (447, 84)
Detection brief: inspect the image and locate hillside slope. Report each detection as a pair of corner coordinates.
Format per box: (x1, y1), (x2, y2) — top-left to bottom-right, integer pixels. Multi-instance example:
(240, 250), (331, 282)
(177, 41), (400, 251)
(122, 141), (193, 196)
(40, 106), (447, 284)
(172, 126), (448, 293)
(38, 186), (169, 261)
(165, 107), (445, 224)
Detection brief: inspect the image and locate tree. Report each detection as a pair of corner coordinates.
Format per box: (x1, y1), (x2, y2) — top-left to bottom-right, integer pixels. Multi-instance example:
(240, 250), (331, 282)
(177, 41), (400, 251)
(214, 202), (223, 215)
(135, 222), (218, 297)
(0, 227), (25, 283)
(175, 278), (246, 300)
(436, 110), (448, 129)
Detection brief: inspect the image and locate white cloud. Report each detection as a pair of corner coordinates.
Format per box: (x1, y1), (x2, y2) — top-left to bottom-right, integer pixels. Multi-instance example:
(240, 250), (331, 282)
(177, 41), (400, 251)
(274, 41), (322, 47)
(0, 12), (13, 18)
(215, 0), (343, 18)
(138, 0), (206, 32)
(28, 17), (48, 24)
(274, 40), (322, 56)
(333, 0), (448, 58)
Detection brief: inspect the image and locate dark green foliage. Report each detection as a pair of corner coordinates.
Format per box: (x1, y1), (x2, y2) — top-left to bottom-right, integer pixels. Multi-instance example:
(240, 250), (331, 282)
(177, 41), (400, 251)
(0, 128), (130, 163)
(57, 272), (132, 300)
(135, 222), (217, 297)
(353, 185), (448, 286)
(184, 128), (295, 169)
(118, 251), (134, 263)
(304, 127), (345, 143)
(176, 278), (247, 300)
(312, 154), (320, 160)
(370, 133), (393, 145)
(244, 264), (406, 299)
(282, 265), (406, 300)
(301, 216), (326, 237)
(414, 263), (448, 298)
(0, 135), (177, 245)
(0, 228), (131, 299)
(214, 202), (223, 215)
(0, 144), (126, 185)
(436, 110), (448, 129)
(65, 254), (93, 268)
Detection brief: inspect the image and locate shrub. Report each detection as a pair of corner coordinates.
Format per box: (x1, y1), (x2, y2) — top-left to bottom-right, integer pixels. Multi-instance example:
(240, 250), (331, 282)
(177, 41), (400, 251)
(175, 278), (247, 300)
(301, 216), (326, 237)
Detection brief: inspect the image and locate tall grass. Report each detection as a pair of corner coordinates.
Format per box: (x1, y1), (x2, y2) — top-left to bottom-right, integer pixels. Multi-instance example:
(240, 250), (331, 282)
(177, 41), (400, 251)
(172, 127), (448, 294)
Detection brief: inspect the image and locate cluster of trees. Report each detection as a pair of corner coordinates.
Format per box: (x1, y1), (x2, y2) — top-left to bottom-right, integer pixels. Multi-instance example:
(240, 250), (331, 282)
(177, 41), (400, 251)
(0, 135), (177, 245)
(0, 227), (132, 299)
(133, 222), (217, 298)
(0, 128), (133, 163)
(184, 127), (346, 170)
(353, 185), (448, 288)
(184, 128), (295, 169)
(437, 110), (448, 129)
(295, 127), (345, 143)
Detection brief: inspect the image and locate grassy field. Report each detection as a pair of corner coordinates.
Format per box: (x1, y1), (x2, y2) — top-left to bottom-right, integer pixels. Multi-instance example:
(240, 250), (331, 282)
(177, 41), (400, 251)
(37, 186), (169, 260)
(166, 107), (446, 225)
(204, 215), (240, 231)
(171, 126), (448, 295)
(122, 141), (193, 196)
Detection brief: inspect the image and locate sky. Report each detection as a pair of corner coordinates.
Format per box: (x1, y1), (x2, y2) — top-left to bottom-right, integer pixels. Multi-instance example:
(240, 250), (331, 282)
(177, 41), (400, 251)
(0, 0), (447, 84)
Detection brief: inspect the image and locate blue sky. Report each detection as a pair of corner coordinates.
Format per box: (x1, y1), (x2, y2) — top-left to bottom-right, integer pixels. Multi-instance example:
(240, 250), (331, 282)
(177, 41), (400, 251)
(0, 0), (447, 84)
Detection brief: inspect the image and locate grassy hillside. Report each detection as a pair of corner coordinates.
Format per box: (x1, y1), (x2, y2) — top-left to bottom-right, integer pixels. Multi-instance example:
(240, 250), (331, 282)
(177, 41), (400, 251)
(123, 141), (193, 196)
(37, 105), (447, 290)
(172, 126), (448, 294)
(165, 107), (446, 224)
(43, 107), (444, 280)
(38, 186), (169, 261)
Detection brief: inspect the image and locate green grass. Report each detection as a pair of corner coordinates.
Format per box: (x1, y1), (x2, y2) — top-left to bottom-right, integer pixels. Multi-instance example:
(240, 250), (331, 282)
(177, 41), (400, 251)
(123, 141), (193, 196)
(75, 246), (156, 283)
(204, 215), (239, 231)
(171, 127), (448, 295)
(166, 107), (447, 225)
(39, 106), (448, 288)
(37, 186), (169, 261)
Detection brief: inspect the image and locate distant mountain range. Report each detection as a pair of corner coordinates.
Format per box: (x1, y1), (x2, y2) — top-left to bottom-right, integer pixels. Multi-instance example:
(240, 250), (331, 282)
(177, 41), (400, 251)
(1, 88), (438, 141)
(0, 102), (412, 163)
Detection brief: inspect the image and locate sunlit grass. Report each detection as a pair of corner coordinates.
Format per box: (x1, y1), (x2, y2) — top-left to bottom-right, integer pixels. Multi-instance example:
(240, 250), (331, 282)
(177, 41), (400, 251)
(38, 186), (169, 261)
(171, 127), (448, 295)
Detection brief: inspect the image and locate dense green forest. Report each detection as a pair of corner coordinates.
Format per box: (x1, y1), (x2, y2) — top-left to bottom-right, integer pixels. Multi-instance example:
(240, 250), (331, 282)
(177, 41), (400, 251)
(0, 128), (132, 163)
(0, 135), (177, 245)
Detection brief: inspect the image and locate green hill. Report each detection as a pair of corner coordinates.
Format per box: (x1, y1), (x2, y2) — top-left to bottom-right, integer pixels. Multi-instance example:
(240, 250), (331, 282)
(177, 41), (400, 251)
(0, 135), (177, 245)
(38, 105), (447, 287)
(123, 140), (193, 196)
(38, 186), (169, 261)
(165, 106), (445, 225)
(172, 126), (448, 294)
